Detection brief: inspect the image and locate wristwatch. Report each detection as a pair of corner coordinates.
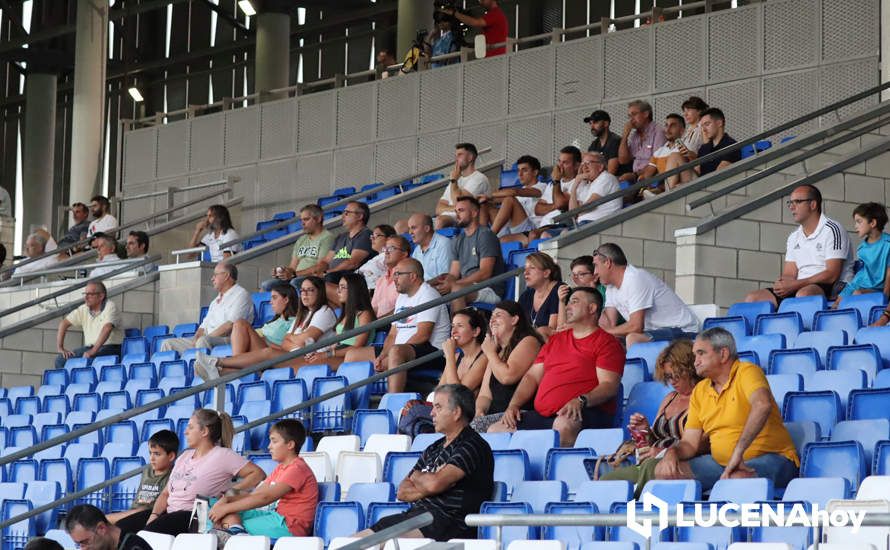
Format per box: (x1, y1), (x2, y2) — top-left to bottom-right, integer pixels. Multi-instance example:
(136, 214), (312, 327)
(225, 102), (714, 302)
(577, 394), (588, 407)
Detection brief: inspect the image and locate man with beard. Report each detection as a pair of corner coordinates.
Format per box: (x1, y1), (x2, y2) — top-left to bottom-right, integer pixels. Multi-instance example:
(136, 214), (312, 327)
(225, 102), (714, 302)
(431, 195), (506, 310)
(87, 195), (118, 238)
(435, 143), (491, 229)
(67, 505), (153, 550)
(585, 110), (623, 176)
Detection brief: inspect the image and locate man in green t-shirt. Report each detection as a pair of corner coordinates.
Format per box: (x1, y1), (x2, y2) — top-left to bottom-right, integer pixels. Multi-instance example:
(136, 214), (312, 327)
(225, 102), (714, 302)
(261, 204), (335, 291)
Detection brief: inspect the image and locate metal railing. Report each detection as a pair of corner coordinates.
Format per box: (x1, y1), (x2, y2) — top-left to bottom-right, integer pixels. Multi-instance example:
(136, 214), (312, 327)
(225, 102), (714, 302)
(552, 80), (890, 225)
(114, 178), (234, 222)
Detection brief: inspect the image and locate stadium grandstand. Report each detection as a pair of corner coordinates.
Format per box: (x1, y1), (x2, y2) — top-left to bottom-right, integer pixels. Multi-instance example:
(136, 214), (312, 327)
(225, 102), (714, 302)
(2, 1), (890, 550)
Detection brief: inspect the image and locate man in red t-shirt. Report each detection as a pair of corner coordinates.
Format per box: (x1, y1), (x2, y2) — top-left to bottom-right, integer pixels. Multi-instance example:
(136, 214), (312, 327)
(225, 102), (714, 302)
(438, 0), (509, 57)
(488, 286), (625, 446)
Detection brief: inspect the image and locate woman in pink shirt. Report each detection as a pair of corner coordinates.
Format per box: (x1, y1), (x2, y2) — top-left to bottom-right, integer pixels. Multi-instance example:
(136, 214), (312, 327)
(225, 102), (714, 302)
(116, 409), (265, 536)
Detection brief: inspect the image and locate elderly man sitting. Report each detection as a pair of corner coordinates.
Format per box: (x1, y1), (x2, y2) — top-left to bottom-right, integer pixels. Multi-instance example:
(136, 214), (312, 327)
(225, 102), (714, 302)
(13, 232), (59, 277)
(55, 281), (124, 369)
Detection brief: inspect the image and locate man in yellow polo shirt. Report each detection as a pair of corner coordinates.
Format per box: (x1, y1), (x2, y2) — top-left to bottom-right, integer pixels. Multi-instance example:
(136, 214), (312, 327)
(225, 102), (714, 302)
(654, 327), (798, 490)
(55, 281), (124, 370)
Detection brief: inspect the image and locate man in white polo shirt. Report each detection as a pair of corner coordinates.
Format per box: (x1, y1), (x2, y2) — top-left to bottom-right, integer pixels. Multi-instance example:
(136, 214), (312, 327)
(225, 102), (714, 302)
(594, 242), (699, 347)
(570, 152), (622, 224)
(745, 184), (852, 307)
(55, 281), (123, 369)
(160, 262), (254, 353)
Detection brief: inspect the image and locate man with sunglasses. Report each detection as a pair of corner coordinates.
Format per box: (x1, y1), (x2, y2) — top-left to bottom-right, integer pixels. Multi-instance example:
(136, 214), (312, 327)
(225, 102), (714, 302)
(261, 204), (334, 291)
(66, 504), (152, 550)
(55, 281), (123, 370)
(313, 201), (376, 301)
(371, 235), (412, 318)
(745, 184), (852, 306)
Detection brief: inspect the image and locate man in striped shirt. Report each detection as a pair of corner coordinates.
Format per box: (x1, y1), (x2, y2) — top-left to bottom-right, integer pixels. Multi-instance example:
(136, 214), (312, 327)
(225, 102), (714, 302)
(357, 384), (494, 541)
(745, 184), (853, 306)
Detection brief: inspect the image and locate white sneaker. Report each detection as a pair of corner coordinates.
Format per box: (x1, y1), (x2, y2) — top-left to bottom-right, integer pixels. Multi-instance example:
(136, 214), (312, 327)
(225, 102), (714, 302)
(642, 189), (658, 200)
(194, 351), (220, 381)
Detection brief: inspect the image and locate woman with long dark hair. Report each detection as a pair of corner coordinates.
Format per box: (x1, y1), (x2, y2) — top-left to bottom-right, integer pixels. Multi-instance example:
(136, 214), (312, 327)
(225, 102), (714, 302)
(190, 204), (241, 261)
(194, 276), (338, 379)
(471, 301), (544, 432)
(439, 307), (489, 393)
(227, 283), (299, 356)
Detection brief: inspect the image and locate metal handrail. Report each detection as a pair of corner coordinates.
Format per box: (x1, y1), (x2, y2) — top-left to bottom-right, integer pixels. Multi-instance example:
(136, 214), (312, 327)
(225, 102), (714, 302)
(10, 257), (147, 280)
(338, 512), (434, 550)
(553, 80), (890, 224)
(115, 179), (230, 204)
(0, 254), (161, 320)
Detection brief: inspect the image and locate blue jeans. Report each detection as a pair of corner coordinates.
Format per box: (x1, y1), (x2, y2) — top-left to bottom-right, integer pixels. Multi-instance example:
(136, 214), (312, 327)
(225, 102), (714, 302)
(55, 344), (122, 370)
(645, 327), (697, 342)
(688, 453), (798, 492)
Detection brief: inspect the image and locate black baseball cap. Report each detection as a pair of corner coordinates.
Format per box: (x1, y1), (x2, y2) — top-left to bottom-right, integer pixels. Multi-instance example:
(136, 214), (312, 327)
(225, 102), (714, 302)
(583, 110), (610, 123)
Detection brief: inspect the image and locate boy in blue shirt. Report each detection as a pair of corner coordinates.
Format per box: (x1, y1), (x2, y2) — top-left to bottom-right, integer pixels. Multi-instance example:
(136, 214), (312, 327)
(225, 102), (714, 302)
(839, 202), (890, 301)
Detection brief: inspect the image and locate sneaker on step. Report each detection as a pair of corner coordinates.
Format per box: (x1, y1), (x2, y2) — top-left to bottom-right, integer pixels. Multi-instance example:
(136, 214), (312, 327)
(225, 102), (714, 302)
(641, 189), (658, 200)
(194, 350), (221, 381)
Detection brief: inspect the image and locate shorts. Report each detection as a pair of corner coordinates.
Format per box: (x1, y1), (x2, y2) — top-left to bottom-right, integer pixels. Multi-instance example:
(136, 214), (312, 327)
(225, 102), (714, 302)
(497, 217), (536, 237)
(688, 453), (798, 492)
(767, 281), (845, 304)
(375, 341), (446, 370)
(368, 507), (473, 541)
(517, 407), (614, 430)
(474, 287), (501, 305)
(240, 509), (294, 538)
(644, 327), (697, 342)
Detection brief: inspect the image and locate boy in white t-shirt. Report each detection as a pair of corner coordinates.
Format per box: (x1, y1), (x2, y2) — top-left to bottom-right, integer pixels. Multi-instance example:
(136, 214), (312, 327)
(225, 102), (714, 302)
(488, 155), (546, 244)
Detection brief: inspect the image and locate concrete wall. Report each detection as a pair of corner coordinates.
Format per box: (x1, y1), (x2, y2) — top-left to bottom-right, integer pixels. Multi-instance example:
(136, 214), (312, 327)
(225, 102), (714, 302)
(0, 275), (158, 387)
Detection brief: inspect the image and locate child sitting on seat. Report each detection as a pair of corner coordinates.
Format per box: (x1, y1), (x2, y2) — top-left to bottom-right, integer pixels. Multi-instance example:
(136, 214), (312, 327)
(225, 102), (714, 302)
(839, 202), (890, 300)
(208, 419), (318, 540)
(107, 430), (179, 524)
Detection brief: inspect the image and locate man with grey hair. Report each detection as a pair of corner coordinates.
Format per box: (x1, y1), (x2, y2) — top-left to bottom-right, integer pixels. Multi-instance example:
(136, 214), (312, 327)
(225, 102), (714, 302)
(56, 281), (123, 369)
(568, 152), (622, 224)
(161, 262), (254, 353)
(594, 242), (698, 347)
(90, 233), (121, 277)
(617, 99), (666, 184)
(12, 231), (59, 276)
(408, 213), (453, 280)
(654, 327), (799, 491)
(262, 204), (335, 291)
(355, 383), (493, 541)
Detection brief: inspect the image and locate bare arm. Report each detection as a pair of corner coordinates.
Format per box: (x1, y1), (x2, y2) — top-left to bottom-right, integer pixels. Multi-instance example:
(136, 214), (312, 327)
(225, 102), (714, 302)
(726, 388), (773, 464)
(56, 319), (72, 353)
(602, 309), (645, 337)
(404, 322), (434, 346)
(606, 157), (619, 175)
(209, 481), (292, 522)
(409, 464), (467, 496)
(396, 475), (425, 502)
(456, 256), (496, 286)
(484, 336), (539, 386)
(599, 307), (619, 330)
(475, 367), (494, 416)
(207, 321), (234, 339)
(232, 462), (266, 492)
(581, 368), (621, 407)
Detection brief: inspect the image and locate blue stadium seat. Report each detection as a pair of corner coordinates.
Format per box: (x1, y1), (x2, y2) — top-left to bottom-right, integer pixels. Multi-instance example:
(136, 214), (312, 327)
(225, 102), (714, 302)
(814, 309), (860, 340)
(70, 366), (98, 387)
(312, 480), (336, 503)
(122, 337), (149, 357)
(622, 359), (649, 400)
(580, 544), (637, 550)
(480, 432), (512, 451)
(783, 476), (850, 504)
(800, 440), (867, 490)
(640, 479), (701, 503)
(675, 505), (742, 549)
(542, 501), (602, 550)
(352, 410), (396, 447)
(311, 376), (350, 432)
(794, 330), (847, 365)
(210, 344), (233, 357)
(765, 374), (802, 411)
(702, 316), (748, 341)
(7, 460), (37, 484)
(100, 442), (135, 463)
(545, 448), (595, 493)
(848, 387), (890, 423)
(831, 418), (890, 466)
(1, 499), (35, 550)
(62, 357), (89, 371)
(808, 370), (866, 409)
(508, 429), (558, 481)
(159, 360), (190, 382)
(345, 482), (395, 516)
(135, 389), (165, 409)
(271, 379), (309, 422)
(236, 380), (270, 406)
(366, 502), (410, 527)
(72, 392), (100, 412)
(250, 454), (277, 476)
(13, 397), (39, 417)
(0, 397), (10, 418)
(110, 456), (145, 512)
(709, 478), (774, 502)
(25, 480), (61, 535)
(40, 424), (68, 444)
(382, 451), (421, 483)
(510, 480), (567, 512)
(737, 351), (760, 367)
(101, 391), (132, 410)
(728, 301), (775, 331)
(410, 433), (445, 453)
(737, 335), (785, 369)
(622, 382), (672, 428)
(838, 293), (886, 325)
(95, 381), (123, 396)
(778, 295), (826, 330)
(2, 414), (31, 429)
(295, 364), (332, 394)
(572, 480), (633, 512)
(313, 501), (364, 547)
(493, 449), (530, 495)
(140, 418), (175, 441)
(875, 369), (890, 389)
(827, 344), (881, 385)
(33, 411), (60, 433)
(260, 367), (293, 384)
(783, 391), (843, 436)
(172, 323), (199, 338)
(874, 440), (890, 475)
(99, 364), (127, 384)
(609, 502), (671, 545)
(120, 353), (148, 368)
(768, 348), (820, 377)
(76, 457), (111, 511)
(237, 400), (272, 450)
(38, 459), (73, 494)
(42, 370), (68, 387)
(127, 362), (157, 383)
(855, 327), (890, 368)
(71, 423), (104, 449)
(574, 428), (627, 457)
(377, 392), (421, 423)
(338, 361), (374, 410)
(105, 422), (139, 455)
(8, 427), (36, 448)
(626, 340), (670, 377)
(41, 394), (70, 417)
(479, 501), (536, 544)
(754, 312), (804, 345)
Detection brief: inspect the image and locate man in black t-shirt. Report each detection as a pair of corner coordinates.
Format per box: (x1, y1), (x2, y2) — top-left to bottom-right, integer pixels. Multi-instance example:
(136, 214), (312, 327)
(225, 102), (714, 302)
(695, 107), (741, 176)
(66, 505), (154, 550)
(585, 110), (625, 176)
(357, 384), (494, 541)
(312, 200), (376, 302)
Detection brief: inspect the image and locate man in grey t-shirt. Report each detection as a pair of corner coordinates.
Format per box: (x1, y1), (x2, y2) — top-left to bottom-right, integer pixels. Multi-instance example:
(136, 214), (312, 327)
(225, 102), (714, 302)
(431, 195), (506, 310)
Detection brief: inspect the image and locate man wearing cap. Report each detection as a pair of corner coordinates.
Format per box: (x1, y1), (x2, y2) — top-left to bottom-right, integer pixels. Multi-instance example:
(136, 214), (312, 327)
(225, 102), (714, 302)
(585, 110), (622, 176)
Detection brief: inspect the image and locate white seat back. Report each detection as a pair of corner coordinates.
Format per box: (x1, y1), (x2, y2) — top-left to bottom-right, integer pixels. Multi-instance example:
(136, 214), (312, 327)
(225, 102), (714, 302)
(300, 451), (334, 482)
(316, 435), (360, 471)
(329, 538), (379, 550)
(506, 541), (565, 550)
(137, 531), (176, 550)
(336, 451), (382, 492)
(728, 544), (795, 550)
(448, 540), (498, 550)
(364, 434), (411, 464)
(382, 539), (434, 550)
(857, 476), (890, 500)
(272, 537), (325, 550)
(170, 534), (216, 550)
(224, 536), (270, 550)
(824, 499), (890, 550)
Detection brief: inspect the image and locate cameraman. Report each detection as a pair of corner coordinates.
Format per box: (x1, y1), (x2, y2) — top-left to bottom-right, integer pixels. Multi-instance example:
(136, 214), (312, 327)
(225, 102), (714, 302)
(429, 11), (460, 66)
(438, 0), (507, 57)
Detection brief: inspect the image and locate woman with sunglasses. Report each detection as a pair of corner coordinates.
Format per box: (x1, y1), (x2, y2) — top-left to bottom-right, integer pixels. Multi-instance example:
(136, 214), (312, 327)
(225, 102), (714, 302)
(518, 252), (566, 338)
(194, 276), (337, 379)
(357, 224), (396, 291)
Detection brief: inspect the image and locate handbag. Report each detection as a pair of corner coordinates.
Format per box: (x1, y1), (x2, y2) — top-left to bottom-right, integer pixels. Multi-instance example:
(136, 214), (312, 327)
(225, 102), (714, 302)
(397, 399), (435, 437)
(583, 440), (637, 480)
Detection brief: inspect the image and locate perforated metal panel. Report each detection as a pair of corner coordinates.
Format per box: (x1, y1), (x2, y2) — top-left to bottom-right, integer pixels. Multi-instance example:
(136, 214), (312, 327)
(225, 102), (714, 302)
(333, 144), (375, 190)
(508, 46), (555, 115)
(763, 69), (820, 141)
(599, 101), (635, 129)
(461, 122), (506, 168)
(707, 79), (761, 143)
(604, 27), (651, 99)
(553, 107), (596, 154)
(376, 137), (417, 184)
(417, 129), (460, 173)
(506, 115), (553, 168)
(653, 89), (705, 121)
(257, 159), (298, 205)
(822, 0), (878, 61)
(122, 127), (157, 186)
(708, 5), (761, 82)
(337, 81), (376, 147)
(156, 122), (189, 179)
(764, 0), (819, 72)
(820, 58), (880, 124)
(462, 57), (507, 125)
(183, 171), (225, 204)
(655, 18), (706, 93)
(189, 114), (225, 172)
(555, 37), (603, 109)
(224, 106), (260, 167)
(377, 76), (419, 140)
(419, 65), (462, 132)
(260, 98), (296, 160)
(298, 91), (335, 152)
(296, 152), (333, 197)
